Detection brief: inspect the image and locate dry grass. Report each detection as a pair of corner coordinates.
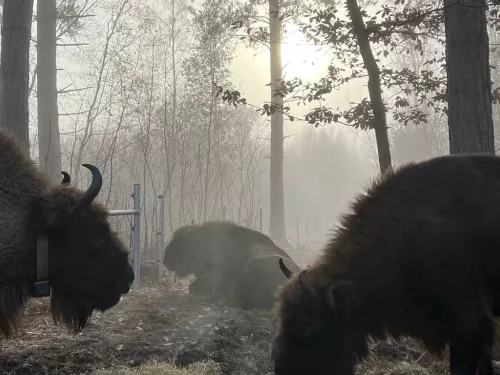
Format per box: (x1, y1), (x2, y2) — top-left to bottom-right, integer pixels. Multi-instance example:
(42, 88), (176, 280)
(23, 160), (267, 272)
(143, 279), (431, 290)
(91, 360), (222, 375)
(0, 269), (479, 375)
(0, 275), (274, 375)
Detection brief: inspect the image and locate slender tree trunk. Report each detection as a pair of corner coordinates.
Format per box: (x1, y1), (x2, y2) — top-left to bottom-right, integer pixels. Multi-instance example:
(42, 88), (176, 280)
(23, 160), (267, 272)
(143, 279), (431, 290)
(167, 0), (177, 231)
(444, 0), (494, 154)
(203, 50), (216, 222)
(0, 0), (34, 155)
(141, 41), (155, 253)
(37, 0), (62, 182)
(269, 0), (289, 248)
(346, 0), (392, 173)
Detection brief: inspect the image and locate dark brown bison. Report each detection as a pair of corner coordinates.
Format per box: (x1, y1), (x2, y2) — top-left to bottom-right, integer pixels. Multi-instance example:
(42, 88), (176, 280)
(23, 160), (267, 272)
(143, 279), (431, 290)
(272, 154), (500, 375)
(188, 273), (214, 295)
(236, 254), (300, 310)
(0, 129), (134, 337)
(163, 221), (294, 308)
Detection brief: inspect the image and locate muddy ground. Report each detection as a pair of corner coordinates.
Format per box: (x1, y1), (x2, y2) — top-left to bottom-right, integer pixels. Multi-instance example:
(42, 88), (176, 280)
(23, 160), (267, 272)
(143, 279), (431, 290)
(0, 255), (488, 374)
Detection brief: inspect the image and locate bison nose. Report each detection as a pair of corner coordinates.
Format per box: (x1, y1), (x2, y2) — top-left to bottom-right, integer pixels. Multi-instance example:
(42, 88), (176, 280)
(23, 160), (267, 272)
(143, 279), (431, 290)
(121, 268), (134, 293)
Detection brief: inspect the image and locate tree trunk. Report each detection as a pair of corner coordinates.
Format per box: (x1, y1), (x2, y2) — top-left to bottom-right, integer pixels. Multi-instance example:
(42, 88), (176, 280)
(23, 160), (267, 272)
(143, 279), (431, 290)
(168, 0), (177, 231)
(0, 0), (34, 155)
(346, 0), (392, 173)
(444, 0), (494, 154)
(37, 0), (62, 181)
(269, 0), (289, 248)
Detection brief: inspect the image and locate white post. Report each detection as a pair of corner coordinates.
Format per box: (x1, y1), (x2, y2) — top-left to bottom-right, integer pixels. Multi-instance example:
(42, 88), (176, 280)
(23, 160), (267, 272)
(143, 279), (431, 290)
(132, 184), (141, 290)
(157, 194), (165, 282)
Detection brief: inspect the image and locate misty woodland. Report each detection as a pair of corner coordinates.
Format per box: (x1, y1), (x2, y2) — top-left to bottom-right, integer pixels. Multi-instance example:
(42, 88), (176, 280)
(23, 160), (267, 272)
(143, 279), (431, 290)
(1, 0), (500, 375)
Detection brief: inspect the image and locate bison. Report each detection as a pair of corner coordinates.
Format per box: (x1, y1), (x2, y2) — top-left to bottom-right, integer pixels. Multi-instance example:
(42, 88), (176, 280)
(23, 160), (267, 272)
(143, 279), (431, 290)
(272, 154), (500, 375)
(0, 129), (134, 337)
(188, 273), (214, 295)
(236, 254), (300, 310)
(163, 220), (297, 309)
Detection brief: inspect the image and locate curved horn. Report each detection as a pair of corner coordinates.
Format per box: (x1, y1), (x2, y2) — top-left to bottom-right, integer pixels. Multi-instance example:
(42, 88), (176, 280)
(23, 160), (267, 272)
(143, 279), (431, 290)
(60, 171), (71, 185)
(72, 164), (102, 214)
(279, 258), (293, 279)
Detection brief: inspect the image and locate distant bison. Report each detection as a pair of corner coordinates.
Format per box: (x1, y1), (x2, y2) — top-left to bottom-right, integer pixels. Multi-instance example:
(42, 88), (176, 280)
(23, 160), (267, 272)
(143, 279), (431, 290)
(236, 254), (300, 310)
(163, 221), (296, 309)
(188, 273), (214, 295)
(272, 154), (500, 375)
(0, 129), (134, 337)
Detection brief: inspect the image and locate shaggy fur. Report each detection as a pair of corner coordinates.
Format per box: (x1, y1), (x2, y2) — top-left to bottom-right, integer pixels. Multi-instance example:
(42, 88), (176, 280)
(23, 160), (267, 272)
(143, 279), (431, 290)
(237, 254), (300, 310)
(188, 274), (214, 295)
(163, 221), (293, 307)
(272, 154), (500, 375)
(0, 129), (134, 337)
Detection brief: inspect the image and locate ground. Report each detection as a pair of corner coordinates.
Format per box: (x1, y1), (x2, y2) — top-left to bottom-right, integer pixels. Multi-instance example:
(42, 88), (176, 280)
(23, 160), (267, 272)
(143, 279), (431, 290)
(0, 255), (493, 374)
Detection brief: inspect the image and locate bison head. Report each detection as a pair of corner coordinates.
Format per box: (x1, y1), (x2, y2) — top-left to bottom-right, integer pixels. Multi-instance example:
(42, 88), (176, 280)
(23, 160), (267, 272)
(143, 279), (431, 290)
(271, 259), (366, 375)
(163, 225), (204, 277)
(35, 164), (134, 333)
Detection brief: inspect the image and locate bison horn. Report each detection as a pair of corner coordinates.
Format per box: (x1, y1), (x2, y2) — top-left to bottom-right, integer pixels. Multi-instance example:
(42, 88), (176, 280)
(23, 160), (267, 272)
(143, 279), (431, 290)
(72, 164), (102, 214)
(60, 171), (71, 184)
(279, 258), (293, 279)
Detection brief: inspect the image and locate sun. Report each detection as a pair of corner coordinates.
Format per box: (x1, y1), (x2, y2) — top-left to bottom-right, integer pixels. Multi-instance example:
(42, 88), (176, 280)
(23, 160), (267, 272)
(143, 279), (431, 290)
(280, 24), (329, 81)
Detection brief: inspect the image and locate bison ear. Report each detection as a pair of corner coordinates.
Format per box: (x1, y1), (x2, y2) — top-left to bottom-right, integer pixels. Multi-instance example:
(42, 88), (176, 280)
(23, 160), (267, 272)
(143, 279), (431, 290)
(326, 281), (357, 317)
(32, 197), (68, 232)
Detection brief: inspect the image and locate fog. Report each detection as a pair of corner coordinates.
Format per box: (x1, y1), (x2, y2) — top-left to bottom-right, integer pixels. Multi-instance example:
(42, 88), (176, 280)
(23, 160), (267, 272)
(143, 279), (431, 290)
(24, 0), (500, 257)
(5, 1), (500, 374)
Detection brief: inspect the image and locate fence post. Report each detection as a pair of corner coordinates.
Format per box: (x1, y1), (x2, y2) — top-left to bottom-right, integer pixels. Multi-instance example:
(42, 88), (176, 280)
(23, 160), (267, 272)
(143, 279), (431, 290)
(157, 194), (165, 282)
(306, 216), (309, 248)
(259, 207), (263, 232)
(132, 184), (141, 290)
(296, 217), (299, 248)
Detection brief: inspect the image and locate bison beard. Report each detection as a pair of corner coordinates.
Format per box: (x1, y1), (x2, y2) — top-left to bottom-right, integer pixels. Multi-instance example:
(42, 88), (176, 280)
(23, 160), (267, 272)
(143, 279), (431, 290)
(272, 154), (500, 375)
(50, 291), (93, 334)
(0, 129), (134, 338)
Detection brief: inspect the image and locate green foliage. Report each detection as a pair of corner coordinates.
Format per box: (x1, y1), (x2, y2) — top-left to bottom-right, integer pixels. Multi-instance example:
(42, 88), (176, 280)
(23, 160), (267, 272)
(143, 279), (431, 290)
(217, 0), (500, 130)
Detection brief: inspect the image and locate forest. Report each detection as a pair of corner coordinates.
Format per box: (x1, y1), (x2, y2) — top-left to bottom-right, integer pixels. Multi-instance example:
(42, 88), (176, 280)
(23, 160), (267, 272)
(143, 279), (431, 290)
(1, 0), (500, 374)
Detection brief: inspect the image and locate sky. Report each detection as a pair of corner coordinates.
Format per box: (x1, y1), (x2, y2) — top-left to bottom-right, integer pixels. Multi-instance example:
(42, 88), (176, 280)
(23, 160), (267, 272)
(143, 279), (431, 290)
(229, 21), (373, 157)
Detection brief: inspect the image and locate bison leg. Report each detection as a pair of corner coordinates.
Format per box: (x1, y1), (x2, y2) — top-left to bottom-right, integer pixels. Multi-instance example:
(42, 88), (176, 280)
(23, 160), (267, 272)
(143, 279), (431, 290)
(478, 357), (494, 375)
(188, 275), (212, 295)
(449, 334), (492, 375)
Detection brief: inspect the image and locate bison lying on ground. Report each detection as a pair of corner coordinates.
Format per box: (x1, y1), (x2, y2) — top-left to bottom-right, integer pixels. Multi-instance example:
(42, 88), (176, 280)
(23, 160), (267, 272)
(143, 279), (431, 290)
(272, 154), (500, 375)
(0, 129), (134, 337)
(163, 220), (298, 309)
(236, 254), (300, 310)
